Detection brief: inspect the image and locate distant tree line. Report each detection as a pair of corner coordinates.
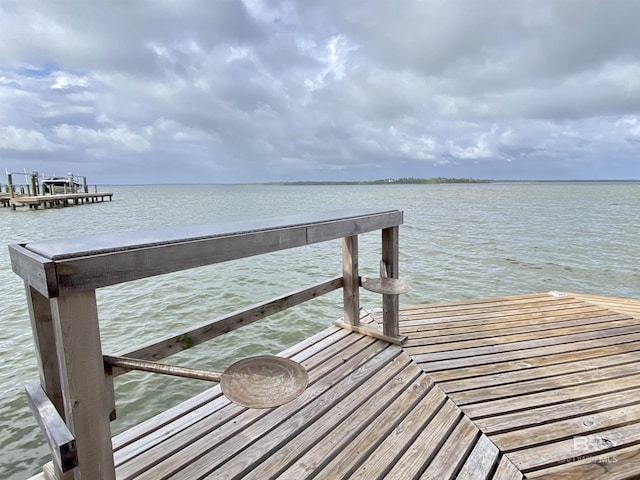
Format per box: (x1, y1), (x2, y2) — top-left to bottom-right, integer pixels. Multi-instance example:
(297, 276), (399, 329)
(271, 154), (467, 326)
(259, 177), (492, 186)
(371, 177), (492, 184)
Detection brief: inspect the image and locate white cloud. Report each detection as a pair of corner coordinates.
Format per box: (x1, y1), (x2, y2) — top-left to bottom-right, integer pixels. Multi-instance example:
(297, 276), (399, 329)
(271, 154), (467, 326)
(449, 134), (495, 160)
(0, 126), (57, 151)
(1, 0), (639, 182)
(53, 124), (150, 152)
(51, 72), (88, 89)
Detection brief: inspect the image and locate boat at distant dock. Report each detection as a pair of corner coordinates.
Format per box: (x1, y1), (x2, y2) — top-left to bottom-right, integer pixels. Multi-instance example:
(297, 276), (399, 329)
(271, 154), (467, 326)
(41, 176), (81, 194)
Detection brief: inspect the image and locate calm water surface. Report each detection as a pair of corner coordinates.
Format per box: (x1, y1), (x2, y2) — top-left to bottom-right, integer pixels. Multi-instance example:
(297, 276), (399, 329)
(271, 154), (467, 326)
(1, 183), (639, 478)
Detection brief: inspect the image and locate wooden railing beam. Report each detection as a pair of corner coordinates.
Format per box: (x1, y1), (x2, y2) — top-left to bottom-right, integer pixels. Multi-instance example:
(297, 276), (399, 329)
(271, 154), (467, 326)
(113, 276), (343, 368)
(10, 209), (402, 297)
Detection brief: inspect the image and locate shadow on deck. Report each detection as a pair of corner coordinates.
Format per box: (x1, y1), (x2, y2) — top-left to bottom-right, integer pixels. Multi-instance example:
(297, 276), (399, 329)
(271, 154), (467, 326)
(67, 292), (640, 480)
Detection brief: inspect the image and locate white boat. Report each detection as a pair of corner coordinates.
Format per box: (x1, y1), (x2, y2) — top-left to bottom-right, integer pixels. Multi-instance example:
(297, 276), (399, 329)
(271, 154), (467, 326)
(41, 177), (80, 194)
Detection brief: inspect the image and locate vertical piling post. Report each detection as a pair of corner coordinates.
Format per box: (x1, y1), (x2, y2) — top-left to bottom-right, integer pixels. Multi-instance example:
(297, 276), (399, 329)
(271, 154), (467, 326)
(30, 173), (37, 196)
(342, 235), (360, 326)
(7, 173), (16, 210)
(25, 284), (74, 479)
(381, 226), (400, 338)
(51, 290), (116, 480)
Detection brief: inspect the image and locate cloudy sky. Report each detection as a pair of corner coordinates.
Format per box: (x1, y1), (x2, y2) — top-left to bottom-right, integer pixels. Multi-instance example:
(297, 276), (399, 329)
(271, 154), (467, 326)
(1, 0), (639, 184)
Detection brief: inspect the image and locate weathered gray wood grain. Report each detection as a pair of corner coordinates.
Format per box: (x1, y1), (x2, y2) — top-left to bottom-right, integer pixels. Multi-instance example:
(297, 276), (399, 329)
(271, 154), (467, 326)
(25, 381), (77, 473)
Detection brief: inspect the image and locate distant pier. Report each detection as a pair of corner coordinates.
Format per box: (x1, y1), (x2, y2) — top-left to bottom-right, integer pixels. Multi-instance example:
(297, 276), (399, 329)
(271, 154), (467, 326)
(2, 171), (113, 210)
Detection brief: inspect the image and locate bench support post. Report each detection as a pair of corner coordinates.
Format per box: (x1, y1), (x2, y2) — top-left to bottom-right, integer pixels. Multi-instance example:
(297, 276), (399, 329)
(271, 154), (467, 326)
(382, 226), (400, 338)
(342, 235), (360, 326)
(51, 290), (116, 480)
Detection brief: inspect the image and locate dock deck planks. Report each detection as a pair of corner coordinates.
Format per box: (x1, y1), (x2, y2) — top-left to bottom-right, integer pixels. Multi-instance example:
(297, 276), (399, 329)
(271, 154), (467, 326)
(400, 292), (640, 479)
(31, 292), (640, 479)
(109, 310), (516, 480)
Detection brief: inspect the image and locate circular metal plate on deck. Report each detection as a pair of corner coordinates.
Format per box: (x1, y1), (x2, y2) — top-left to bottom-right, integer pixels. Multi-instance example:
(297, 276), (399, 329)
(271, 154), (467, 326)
(220, 355), (309, 409)
(361, 277), (412, 295)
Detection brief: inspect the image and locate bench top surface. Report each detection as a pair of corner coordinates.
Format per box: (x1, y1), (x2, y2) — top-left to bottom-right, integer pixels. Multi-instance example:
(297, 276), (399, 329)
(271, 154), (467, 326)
(22, 209), (402, 261)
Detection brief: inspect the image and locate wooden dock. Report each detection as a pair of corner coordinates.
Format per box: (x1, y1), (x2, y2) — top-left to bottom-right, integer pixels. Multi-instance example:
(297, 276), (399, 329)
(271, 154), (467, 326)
(55, 292), (637, 480)
(2, 170), (112, 209)
(4, 192), (113, 209)
(10, 210), (640, 479)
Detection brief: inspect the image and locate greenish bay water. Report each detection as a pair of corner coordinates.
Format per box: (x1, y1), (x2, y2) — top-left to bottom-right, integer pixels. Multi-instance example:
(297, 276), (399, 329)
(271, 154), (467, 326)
(1, 182), (639, 478)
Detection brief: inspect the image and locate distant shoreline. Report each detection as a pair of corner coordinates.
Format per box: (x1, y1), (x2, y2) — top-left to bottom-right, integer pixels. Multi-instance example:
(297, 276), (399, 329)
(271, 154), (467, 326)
(247, 177), (493, 186)
(245, 179), (640, 186)
(79, 179), (639, 187)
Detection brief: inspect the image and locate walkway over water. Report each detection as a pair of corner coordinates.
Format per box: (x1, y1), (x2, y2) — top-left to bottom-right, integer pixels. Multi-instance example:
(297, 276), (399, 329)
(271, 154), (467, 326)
(10, 210), (640, 479)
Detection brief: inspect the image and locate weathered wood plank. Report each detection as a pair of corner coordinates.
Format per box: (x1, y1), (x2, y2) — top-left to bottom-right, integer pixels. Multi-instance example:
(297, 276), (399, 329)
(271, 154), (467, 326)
(24, 284), (65, 418)
(116, 331), (371, 476)
(381, 225), (400, 338)
(418, 415), (478, 479)
(130, 338), (388, 479)
(403, 306), (624, 343)
(334, 320), (407, 345)
(399, 297), (588, 327)
(492, 401), (640, 452)
(310, 371), (436, 480)
(406, 313), (634, 357)
(463, 372), (640, 419)
(50, 291), (116, 480)
(241, 356), (418, 479)
(569, 293), (640, 319)
(417, 324), (640, 372)
(26, 210), (401, 260)
(180, 342), (402, 480)
(113, 391), (229, 469)
(400, 303), (598, 333)
(17, 209), (402, 296)
(398, 293), (570, 317)
(450, 361), (640, 406)
(525, 443), (640, 479)
(384, 399), (462, 479)
(114, 276), (342, 366)
(492, 455), (524, 480)
(475, 386), (640, 435)
(342, 235), (360, 326)
(438, 346), (640, 392)
(456, 434), (499, 480)
(506, 421), (640, 472)
(24, 382), (78, 473)
(348, 385), (447, 480)
(113, 326), (353, 454)
(222, 350), (417, 480)
(8, 245), (58, 298)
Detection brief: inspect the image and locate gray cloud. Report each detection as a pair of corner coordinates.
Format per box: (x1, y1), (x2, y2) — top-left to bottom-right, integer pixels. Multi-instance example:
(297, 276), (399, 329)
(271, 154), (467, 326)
(0, 0), (639, 183)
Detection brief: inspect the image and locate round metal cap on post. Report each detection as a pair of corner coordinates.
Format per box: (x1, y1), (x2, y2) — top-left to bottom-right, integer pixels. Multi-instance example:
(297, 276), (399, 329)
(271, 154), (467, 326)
(361, 259), (411, 295)
(221, 355), (309, 408)
(360, 276), (412, 295)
